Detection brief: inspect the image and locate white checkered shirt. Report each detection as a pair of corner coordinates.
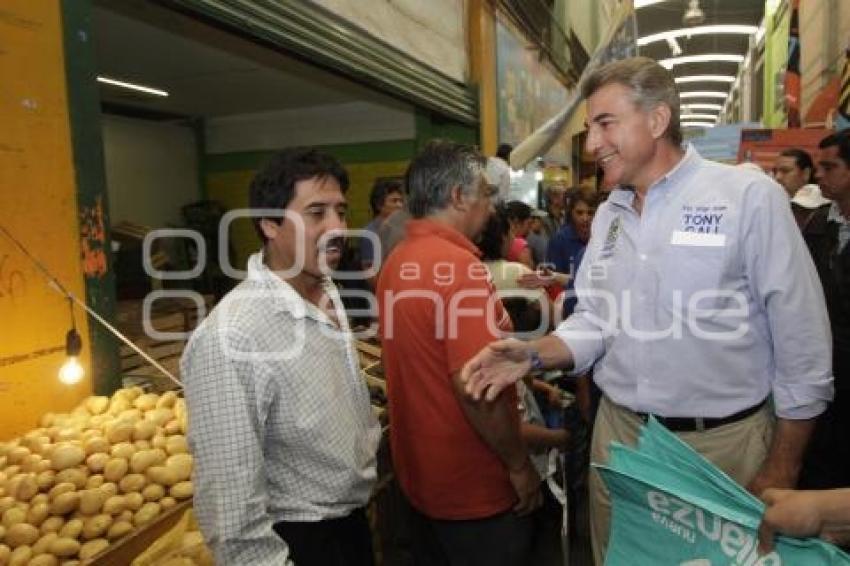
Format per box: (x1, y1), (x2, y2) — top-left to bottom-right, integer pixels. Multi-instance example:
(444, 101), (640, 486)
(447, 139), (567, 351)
(181, 252), (380, 565)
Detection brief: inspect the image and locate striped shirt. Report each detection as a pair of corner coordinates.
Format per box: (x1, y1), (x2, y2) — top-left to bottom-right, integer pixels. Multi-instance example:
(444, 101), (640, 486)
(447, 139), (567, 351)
(181, 252), (380, 565)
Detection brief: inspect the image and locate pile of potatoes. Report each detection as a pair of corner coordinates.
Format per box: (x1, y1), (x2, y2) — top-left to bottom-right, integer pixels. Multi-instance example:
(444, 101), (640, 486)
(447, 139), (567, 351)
(0, 388), (193, 565)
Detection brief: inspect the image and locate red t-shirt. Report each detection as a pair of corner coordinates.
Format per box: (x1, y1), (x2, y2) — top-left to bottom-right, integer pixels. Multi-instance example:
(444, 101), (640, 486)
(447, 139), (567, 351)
(507, 236), (528, 263)
(377, 219), (519, 520)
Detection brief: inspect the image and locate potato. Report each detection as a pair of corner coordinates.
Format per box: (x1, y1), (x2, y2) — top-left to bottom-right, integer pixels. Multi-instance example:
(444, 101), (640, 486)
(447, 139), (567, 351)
(141, 484), (164, 502)
(34, 459), (51, 474)
(133, 440), (151, 451)
(129, 451), (159, 474)
(83, 437), (111, 462)
(8, 474), (38, 501)
(48, 537), (80, 557)
(47, 483), (75, 501)
(81, 514), (111, 540)
(39, 516), (63, 535)
(119, 474), (146, 494)
(21, 454), (43, 473)
(132, 502), (160, 527)
(79, 537), (109, 559)
(98, 483), (118, 499)
(144, 409), (173, 427)
(146, 466), (177, 487)
(166, 455), (193, 483)
(164, 436), (188, 456)
(0, 496), (16, 514)
(5, 523), (39, 547)
(132, 420), (156, 442)
(0, 524), (4, 540)
(117, 510), (133, 524)
(101, 495), (125, 516)
(26, 501), (49, 526)
(2, 506), (26, 528)
(8, 545), (31, 566)
(3, 465), (20, 478)
(169, 481), (193, 500)
(85, 474), (105, 490)
(102, 459), (128, 483)
(49, 492), (79, 515)
(30, 493), (48, 507)
(50, 445), (85, 471)
(7, 447), (30, 465)
(36, 470), (56, 491)
(107, 396), (131, 416)
(163, 420), (182, 436)
(54, 468), (87, 490)
(27, 554), (58, 566)
(133, 393), (158, 412)
(84, 453), (109, 477)
(123, 493), (143, 512)
(32, 531), (58, 555)
(109, 443), (135, 461)
(85, 396), (110, 416)
(157, 391), (178, 409)
(116, 409), (142, 423)
(151, 435), (167, 450)
(0, 544), (9, 565)
(105, 422), (134, 445)
(106, 520), (133, 541)
(78, 489), (107, 516)
(58, 518), (83, 540)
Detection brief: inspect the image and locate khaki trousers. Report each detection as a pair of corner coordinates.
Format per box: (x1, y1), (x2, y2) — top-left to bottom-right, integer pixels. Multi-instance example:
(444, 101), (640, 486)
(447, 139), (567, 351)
(588, 395), (774, 566)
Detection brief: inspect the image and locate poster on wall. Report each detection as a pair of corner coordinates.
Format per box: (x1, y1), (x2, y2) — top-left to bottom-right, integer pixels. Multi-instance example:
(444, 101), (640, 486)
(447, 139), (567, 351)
(496, 21), (571, 165)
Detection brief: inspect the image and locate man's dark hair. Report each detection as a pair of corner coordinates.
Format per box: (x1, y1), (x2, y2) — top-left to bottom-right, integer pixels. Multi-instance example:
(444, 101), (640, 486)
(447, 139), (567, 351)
(368, 177), (404, 216)
(504, 200), (532, 223)
(249, 147), (349, 242)
(819, 130), (850, 167)
(405, 140), (486, 218)
(779, 148), (815, 183)
(496, 143), (513, 161)
(478, 207), (510, 261)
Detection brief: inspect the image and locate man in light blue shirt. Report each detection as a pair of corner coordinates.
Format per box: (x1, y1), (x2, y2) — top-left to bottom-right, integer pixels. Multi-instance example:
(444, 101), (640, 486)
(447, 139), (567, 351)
(461, 57), (833, 565)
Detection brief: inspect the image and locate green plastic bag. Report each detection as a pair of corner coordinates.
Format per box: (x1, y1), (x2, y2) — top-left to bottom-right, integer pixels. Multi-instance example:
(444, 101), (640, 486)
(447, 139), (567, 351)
(598, 417), (850, 565)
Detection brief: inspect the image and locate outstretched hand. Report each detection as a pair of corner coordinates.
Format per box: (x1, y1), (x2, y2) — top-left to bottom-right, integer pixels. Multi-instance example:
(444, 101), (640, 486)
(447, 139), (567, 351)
(461, 339), (532, 402)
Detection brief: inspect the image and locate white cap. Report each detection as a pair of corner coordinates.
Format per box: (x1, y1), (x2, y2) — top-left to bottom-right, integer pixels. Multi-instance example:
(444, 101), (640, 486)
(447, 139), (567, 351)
(791, 184), (831, 209)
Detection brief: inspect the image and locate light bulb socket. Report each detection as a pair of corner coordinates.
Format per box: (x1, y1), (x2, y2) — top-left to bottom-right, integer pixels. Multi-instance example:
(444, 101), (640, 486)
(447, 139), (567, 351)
(65, 328), (82, 357)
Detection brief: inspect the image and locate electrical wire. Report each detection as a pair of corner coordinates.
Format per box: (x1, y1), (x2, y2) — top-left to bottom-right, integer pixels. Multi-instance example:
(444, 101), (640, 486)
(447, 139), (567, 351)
(0, 223), (181, 387)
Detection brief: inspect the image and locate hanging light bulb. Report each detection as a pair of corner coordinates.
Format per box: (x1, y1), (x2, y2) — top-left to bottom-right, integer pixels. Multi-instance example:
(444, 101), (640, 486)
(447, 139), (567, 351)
(59, 299), (84, 385)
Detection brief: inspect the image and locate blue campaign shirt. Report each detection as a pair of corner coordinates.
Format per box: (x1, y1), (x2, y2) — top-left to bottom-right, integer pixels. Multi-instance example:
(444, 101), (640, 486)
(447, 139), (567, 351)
(547, 224), (587, 316)
(553, 146), (834, 419)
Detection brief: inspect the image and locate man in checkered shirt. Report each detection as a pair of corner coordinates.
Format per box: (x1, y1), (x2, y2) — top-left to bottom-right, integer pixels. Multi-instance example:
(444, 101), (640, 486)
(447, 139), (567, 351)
(181, 148), (381, 565)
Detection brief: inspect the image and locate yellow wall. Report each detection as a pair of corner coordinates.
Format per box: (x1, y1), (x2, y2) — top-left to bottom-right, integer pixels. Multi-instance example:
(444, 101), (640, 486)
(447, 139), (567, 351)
(207, 160), (409, 269)
(0, 1), (92, 439)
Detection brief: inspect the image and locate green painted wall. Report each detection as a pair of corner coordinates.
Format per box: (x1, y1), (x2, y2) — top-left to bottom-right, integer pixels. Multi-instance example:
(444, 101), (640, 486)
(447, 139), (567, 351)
(763, 1), (791, 127)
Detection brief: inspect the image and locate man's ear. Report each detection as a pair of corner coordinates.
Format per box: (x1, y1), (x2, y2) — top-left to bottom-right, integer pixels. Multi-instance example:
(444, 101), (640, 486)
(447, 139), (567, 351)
(259, 217), (281, 241)
(449, 184), (467, 210)
(648, 104), (672, 140)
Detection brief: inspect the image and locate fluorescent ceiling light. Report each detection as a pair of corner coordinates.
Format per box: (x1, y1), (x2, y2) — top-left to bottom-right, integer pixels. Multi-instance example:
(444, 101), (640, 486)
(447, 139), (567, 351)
(680, 91), (729, 99)
(682, 122), (717, 128)
(635, 0), (668, 8)
(659, 54), (745, 69)
(681, 113), (719, 121)
(97, 76), (169, 97)
(681, 103), (723, 111)
(675, 75), (736, 84)
(639, 25), (759, 46)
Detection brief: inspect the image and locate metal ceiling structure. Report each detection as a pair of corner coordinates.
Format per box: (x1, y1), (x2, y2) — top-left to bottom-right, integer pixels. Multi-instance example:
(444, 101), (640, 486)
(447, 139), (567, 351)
(635, 0), (766, 129)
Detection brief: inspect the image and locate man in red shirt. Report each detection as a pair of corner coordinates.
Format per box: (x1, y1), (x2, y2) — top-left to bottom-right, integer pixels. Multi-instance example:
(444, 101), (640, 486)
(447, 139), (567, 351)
(377, 141), (541, 565)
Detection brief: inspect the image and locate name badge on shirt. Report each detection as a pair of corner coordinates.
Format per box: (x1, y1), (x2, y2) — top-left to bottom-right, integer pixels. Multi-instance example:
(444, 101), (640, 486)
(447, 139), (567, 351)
(680, 204), (727, 234)
(670, 230), (726, 247)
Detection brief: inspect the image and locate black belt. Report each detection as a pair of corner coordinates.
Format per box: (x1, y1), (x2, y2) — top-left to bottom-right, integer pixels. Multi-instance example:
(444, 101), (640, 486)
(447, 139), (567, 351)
(636, 400), (766, 432)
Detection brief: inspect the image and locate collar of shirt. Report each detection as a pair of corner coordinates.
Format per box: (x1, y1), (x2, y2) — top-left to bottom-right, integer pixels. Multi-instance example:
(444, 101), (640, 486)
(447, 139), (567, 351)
(606, 144), (699, 211)
(246, 251), (344, 328)
(827, 201), (850, 225)
(405, 218), (482, 257)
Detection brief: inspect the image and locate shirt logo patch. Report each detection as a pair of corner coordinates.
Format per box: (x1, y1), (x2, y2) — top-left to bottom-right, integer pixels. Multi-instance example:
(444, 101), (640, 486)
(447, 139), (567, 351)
(681, 205), (727, 234)
(599, 216), (622, 259)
